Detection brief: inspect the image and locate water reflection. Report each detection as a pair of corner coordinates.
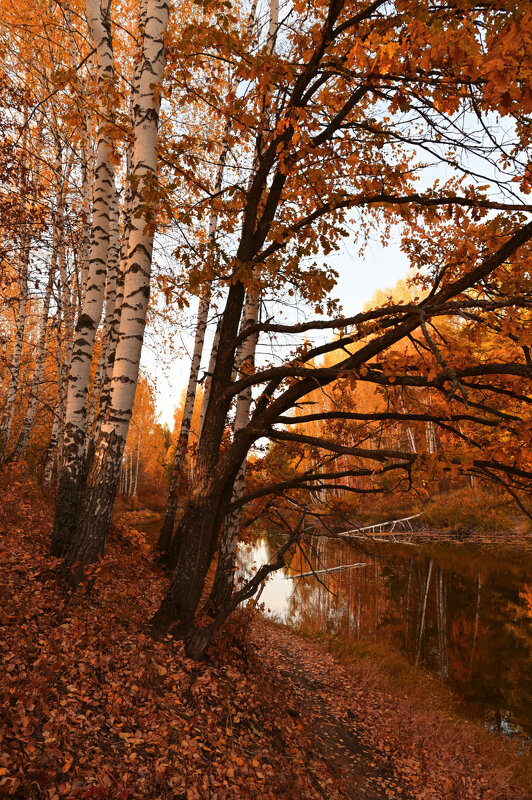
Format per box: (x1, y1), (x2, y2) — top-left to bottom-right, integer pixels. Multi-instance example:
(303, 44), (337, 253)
(239, 536), (532, 739)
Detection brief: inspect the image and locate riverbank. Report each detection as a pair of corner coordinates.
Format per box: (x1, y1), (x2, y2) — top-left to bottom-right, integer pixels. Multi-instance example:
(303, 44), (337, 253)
(304, 486), (531, 550)
(1, 470), (530, 799)
(314, 526), (532, 551)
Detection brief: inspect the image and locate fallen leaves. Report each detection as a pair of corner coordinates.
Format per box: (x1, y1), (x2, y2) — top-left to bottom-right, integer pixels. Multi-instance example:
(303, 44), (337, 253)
(0, 470), (529, 799)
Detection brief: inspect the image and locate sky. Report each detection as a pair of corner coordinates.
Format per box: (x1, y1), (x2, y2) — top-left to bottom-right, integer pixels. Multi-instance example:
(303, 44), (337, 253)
(143, 230), (409, 428)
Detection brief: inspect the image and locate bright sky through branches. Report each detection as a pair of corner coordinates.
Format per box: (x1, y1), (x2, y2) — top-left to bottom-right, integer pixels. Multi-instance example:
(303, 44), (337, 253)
(147, 238), (409, 426)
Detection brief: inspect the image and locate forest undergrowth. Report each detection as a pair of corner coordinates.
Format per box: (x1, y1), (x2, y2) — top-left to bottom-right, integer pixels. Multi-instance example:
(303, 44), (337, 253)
(0, 466), (530, 800)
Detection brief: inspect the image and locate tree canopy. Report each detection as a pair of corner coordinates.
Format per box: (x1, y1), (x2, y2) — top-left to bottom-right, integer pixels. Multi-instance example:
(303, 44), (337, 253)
(0, 0), (530, 658)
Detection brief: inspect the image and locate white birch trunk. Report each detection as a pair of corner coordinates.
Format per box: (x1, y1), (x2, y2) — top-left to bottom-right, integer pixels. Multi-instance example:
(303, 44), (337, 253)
(0, 232), (30, 460)
(43, 313), (63, 486)
(132, 423), (141, 500)
(399, 391), (417, 454)
(90, 0), (147, 444)
(80, 136), (93, 303)
(64, 0), (170, 569)
(87, 187), (120, 437)
(425, 392), (437, 455)
(55, 146), (75, 476)
(13, 265), (54, 458)
(52, 0), (117, 555)
(0, 124), (32, 461)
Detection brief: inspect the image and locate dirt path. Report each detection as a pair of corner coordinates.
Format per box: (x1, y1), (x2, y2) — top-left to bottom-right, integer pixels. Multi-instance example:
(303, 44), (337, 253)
(112, 505), (528, 798)
(125, 506), (409, 797)
(253, 623), (411, 799)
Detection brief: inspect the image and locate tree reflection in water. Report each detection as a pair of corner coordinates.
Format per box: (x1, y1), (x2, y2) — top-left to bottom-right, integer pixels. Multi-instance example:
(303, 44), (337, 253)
(238, 536), (532, 740)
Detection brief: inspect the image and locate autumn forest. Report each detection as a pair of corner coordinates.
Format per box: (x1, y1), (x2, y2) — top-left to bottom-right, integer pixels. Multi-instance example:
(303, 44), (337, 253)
(0, 0), (531, 797)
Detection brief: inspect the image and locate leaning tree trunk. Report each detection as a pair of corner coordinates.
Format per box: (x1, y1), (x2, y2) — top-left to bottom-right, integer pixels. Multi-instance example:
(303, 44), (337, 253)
(152, 459), (244, 633)
(157, 124), (231, 554)
(62, 0), (170, 572)
(51, 0), (116, 557)
(151, 276), (250, 621)
(205, 290), (259, 615)
(198, 316), (221, 437)
(204, 0), (277, 619)
(152, 0), (278, 649)
(156, 289), (212, 553)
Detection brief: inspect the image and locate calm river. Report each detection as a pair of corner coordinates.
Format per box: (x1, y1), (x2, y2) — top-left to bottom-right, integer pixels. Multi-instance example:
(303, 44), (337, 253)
(239, 534), (532, 740)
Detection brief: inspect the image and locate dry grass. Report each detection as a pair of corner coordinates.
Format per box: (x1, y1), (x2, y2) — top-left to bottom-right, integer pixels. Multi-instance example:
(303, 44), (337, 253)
(303, 632), (532, 798)
(423, 487), (516, 533)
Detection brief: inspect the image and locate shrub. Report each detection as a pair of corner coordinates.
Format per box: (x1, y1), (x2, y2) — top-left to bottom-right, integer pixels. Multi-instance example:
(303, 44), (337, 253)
(423, 487), (514, 532)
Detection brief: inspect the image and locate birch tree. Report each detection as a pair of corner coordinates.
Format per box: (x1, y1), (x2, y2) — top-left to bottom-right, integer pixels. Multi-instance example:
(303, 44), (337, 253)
(86, 189), (120, 440)
(0, 124), (33, 462)
(62, 0), (170, 570)
(13, 265), (54, 459)
(51, 0), (117, 556)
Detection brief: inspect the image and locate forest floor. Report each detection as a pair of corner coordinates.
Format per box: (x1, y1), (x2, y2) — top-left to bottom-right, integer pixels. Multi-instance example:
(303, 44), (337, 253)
(1, 467), (530, 800)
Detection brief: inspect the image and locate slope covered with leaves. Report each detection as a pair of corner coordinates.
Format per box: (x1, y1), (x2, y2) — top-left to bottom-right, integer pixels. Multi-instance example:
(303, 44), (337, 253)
(0, 469), (529, 799)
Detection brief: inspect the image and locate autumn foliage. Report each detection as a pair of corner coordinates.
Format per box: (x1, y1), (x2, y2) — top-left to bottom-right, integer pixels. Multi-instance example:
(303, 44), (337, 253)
(1, 470), (530, 800)
(0, 2), (532, 793)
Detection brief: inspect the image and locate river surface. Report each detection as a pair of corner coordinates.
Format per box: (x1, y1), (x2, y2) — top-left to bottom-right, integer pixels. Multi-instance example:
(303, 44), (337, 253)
(239, 534), (532, 740)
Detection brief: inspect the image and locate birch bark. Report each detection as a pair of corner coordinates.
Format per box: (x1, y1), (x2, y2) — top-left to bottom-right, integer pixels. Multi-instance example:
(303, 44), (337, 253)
(80, 136), (93, 303)
(52, 0), (116, 556)
(0, 233), (30, 460)
(13, 265), (54, 458)
(55, 145), (75, 476)
(0, 127), (32, 461)
(43, 313), (63, 486)
(132, 423), (141, 500)
(64, 0), (170, 569)
(90, 0), (147, 444)
(86, 188), (120, 438)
